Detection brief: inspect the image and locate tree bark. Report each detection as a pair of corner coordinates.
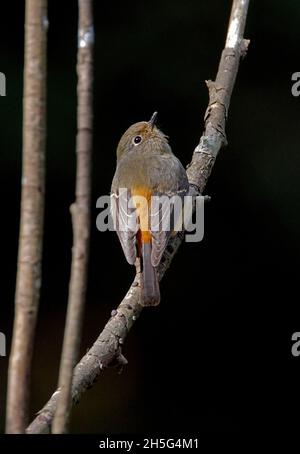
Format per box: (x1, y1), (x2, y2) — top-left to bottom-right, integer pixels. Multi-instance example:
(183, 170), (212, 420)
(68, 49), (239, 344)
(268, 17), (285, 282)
(26, 0), (250, 435)
(6, 0), (48, 434)
(52, 0), (94, 434)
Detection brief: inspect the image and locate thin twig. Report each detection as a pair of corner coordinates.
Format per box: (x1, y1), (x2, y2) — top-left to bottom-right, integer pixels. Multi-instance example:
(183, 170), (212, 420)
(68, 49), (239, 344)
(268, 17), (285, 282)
(52, 0), (94, 434)
(5, 0), (48, 434)
(26, 0), (250, 434)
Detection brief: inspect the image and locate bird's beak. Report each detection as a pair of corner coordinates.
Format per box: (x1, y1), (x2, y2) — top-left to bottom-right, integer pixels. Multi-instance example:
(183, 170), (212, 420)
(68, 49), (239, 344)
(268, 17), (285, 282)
(149, 111), (158, 130)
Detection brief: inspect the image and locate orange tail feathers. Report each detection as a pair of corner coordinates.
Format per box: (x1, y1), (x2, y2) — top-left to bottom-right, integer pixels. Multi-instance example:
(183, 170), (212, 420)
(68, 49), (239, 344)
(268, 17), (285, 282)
(140, 242), (160, 306)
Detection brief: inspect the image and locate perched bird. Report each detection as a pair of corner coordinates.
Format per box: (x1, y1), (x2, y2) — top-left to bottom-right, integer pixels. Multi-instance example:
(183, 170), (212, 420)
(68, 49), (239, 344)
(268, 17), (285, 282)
(111, 112), (189, 306)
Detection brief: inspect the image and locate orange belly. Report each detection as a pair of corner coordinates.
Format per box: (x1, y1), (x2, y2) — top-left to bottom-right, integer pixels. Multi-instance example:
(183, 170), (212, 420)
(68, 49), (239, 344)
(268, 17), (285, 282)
(131, 186), (152, 244)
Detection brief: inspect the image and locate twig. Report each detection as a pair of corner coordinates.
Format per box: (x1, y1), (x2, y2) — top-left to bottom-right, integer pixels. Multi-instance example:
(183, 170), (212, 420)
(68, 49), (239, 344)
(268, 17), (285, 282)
(5, 0), (48, 434)
(26, 0), (250, 434)
(52, 0), (94, 434)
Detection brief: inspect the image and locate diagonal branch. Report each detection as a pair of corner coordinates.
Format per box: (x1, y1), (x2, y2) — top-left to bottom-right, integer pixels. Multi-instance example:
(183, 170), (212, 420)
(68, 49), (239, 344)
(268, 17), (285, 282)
(6, 0), (48, 434)
(52, 0), (94, 434)
(26, 0), (250, 434)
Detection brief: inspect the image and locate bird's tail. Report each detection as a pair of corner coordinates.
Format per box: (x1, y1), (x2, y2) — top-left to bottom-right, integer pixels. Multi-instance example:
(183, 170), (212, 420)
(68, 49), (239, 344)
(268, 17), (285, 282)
(140, 242), (160, 306)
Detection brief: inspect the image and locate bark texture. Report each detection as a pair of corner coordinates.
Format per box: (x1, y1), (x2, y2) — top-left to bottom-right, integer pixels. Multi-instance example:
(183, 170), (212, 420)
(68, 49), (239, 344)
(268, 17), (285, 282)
(52, 0), (94, 434)
(6, 0), (48, 434)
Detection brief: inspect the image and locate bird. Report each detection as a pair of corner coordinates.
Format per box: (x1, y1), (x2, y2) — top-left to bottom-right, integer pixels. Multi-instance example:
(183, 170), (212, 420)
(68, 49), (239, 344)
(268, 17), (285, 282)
(111, 112), (189, 306)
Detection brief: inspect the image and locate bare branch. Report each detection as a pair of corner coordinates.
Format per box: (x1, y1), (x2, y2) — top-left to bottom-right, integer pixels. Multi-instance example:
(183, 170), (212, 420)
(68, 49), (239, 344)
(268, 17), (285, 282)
(52, 0), (94, 434)
(6, 0), (48, 434)
(27, 277), (142, 434)
(26, 0), (250, 434)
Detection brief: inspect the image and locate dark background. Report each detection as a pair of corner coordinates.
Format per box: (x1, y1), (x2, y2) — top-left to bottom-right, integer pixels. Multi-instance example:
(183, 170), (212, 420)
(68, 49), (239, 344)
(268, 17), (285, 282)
(0, 0), (300, 433)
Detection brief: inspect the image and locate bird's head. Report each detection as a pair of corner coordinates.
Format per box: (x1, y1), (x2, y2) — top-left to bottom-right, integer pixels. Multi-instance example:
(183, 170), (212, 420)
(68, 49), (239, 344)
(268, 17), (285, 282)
(116, 112), (169, 161)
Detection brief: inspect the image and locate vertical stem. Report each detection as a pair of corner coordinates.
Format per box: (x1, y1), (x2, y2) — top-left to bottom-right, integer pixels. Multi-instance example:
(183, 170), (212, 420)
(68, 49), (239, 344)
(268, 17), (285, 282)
(6, 0), (48, 434)
(226, 0), (250, 49)
(52, 0), (94, 434)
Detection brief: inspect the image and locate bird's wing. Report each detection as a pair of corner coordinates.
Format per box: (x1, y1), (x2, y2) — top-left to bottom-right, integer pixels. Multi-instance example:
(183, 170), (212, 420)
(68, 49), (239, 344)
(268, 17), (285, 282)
(150, 189), (187, 267)
(111, 188), (138, 265)
(150, 155), (189, 267)
(150, 194), (172, 267)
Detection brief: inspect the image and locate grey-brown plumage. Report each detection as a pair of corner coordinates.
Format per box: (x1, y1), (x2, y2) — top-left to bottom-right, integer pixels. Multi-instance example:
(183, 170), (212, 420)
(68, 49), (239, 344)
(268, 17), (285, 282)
(111, 113), (189, 306)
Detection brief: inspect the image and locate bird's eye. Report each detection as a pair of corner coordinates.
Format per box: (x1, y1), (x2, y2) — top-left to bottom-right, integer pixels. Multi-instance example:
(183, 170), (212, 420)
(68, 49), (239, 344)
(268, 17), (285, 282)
(133, 135), (142, 145)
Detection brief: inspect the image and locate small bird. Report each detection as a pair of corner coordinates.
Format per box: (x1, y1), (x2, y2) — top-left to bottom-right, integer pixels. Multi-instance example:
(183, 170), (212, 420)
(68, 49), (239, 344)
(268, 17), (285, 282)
(111, 112), (189, 306)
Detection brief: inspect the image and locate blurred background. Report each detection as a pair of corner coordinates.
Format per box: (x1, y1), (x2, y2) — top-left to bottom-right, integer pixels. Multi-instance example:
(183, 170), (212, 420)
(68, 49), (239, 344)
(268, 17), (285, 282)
(0, 0), (300, 433)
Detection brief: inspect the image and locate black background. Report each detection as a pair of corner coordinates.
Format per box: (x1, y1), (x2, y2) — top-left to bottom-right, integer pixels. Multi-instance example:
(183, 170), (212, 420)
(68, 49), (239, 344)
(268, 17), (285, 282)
(0, 0), (300, 433)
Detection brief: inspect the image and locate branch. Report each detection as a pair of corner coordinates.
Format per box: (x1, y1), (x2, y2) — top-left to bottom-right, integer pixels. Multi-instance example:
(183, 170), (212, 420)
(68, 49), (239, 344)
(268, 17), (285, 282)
(52, 0), (94, 434)
(6, 0), (48, 434)
(26, 0), (250, 434)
